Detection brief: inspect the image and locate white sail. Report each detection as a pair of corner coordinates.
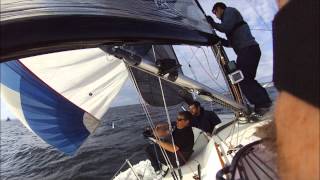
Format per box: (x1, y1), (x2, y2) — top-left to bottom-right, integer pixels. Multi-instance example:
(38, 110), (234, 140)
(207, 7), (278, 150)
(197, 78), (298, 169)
(21, 48), (128, 122)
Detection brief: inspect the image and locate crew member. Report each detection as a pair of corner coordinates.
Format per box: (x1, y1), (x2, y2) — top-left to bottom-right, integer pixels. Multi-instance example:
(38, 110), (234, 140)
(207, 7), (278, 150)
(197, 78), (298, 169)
(207, 2), (272, 115)
(145, 111), (194, 173)
(189, 101), (221, 135)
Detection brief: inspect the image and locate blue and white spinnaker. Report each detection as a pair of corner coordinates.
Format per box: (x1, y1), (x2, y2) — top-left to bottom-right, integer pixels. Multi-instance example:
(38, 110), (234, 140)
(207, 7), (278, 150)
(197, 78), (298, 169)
(0, 48), (128, 155)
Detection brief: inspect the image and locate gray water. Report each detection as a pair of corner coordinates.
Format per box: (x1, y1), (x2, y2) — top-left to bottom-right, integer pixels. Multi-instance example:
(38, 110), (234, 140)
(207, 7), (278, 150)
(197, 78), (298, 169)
(0, 87), (278, 180)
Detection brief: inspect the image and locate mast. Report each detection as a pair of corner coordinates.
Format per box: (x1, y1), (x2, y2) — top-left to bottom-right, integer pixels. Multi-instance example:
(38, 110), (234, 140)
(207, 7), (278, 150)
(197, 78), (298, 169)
(211, 43), (248, 107)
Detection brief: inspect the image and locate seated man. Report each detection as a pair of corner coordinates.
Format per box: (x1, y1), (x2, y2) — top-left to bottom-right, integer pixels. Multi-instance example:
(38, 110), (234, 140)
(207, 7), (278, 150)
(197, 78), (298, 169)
(145, 111), (194, 173)
(189, 101), (221, 135)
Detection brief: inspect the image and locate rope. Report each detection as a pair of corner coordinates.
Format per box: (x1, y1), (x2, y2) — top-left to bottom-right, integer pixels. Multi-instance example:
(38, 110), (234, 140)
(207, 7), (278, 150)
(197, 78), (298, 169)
(156, 67), (198, 179)
(200, 47), (217, 79)
(152, 45), (182, 179)
(152, 46), (199, 179)
(127, 65), (178, 177)
(200, 46), (227, 91)
(191, 47), (227, 92)
(250, 28), (272, 31)
(111, 151), (142, 180)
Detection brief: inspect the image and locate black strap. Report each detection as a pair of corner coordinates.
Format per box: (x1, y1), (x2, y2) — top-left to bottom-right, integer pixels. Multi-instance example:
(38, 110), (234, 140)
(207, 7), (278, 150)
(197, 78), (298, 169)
(227, 20), (247, 37)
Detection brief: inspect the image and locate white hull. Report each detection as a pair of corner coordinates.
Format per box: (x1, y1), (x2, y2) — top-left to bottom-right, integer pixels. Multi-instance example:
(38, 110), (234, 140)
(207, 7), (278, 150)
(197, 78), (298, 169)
(114, 113), (273, 180)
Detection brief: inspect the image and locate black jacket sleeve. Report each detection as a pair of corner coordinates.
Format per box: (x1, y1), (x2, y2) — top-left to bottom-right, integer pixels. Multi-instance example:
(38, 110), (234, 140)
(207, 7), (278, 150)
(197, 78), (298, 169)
(209, 111), (221, 127)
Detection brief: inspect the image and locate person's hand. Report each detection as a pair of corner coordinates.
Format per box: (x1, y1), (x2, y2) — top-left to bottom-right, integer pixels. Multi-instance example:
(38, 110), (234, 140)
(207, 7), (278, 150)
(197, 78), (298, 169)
(143, 128), (154, 138)
(156, 122), (168, 129)
(148, 137), (157, 143)
(217, 36), (230, 47)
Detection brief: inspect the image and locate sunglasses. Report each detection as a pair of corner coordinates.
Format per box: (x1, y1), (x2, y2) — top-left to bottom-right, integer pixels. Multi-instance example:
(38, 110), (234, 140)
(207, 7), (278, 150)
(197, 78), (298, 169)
(177, 117), (184, 121)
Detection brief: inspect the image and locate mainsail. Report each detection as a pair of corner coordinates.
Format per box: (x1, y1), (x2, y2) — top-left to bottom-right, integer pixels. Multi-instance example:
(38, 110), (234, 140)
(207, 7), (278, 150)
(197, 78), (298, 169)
(0, 0), (216, 62)
(0, 48), (128, 155)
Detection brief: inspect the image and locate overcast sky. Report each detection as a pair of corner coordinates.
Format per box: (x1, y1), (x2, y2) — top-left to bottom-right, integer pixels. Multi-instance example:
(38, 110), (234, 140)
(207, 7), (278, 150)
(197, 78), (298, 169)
(1, 0), (278, 119)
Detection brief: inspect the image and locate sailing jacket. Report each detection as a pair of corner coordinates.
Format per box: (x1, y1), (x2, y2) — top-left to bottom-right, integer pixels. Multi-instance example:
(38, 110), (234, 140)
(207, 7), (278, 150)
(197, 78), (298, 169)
(191, 108), (221, 134)
(209, 7), (258, 54)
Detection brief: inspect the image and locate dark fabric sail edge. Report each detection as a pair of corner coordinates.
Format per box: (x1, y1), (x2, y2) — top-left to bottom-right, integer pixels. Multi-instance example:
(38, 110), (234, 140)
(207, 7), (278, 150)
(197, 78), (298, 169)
(0, 0), (216, 62)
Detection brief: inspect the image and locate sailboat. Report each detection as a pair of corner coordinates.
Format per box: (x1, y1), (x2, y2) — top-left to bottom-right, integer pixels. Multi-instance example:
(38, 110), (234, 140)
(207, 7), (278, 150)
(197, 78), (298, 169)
(0, 0), (277, 179)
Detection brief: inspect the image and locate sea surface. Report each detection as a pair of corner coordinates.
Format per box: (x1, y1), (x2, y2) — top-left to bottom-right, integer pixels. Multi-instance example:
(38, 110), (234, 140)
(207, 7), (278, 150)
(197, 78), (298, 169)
(0, 88), (277, 180)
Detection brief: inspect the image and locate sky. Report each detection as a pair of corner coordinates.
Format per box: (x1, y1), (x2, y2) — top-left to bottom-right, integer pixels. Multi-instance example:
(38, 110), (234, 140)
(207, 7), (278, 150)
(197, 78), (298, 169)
(0, 0), (278, 119)
(110, 0), (278, 107)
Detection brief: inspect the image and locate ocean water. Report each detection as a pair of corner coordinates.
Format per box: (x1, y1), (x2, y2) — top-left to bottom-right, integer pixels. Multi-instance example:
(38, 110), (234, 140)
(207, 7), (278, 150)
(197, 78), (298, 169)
(0, 88), (278, 180)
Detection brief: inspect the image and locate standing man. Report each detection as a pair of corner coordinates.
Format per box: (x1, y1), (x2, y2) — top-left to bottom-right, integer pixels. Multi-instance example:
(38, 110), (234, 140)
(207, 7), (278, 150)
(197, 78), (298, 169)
(207, 2), (272, 115)
(189, 101), (221, 135)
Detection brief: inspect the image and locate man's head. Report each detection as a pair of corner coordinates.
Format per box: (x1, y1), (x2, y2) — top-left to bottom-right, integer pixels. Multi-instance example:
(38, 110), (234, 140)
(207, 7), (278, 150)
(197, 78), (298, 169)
(188, 101), (201, 116)
(212, 2), (227, 19)
(176, 111), (192, 129)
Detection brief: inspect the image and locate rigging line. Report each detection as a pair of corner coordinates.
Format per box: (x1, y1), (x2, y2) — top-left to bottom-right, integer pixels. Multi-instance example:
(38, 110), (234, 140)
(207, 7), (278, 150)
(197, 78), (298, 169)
(127, 66), (180, 177)
(159, 82), (201, 175)
(130, 77), (176, 176)
(228, 117), (241, 149)
(192, 48), (227, 92)
(150, 47), (197, 178)
(227, 122), (236, 148)
(250, 28), (272, 31)
(152, 45), (182, 178)
(111, 160), (128, 180)
(223, 118), (238, 151)
(235, 119), (259, 150)
(129, 72), (174, 171)
(127, 66), (176, 173)
(236, 121), (240, 146)
(205, 46), (221, 80)
(212, 44), (234, 96)
(200, 46), (228, 92)
(199, 47), (218, 79)
(111, 151), (142, 180)
(140, 160), (149, 180)
(216, 133), (233, 151)
(186, 46), (200, 65)
(197, 48), (227, 91)
(175, 46), (199, 82)
(237, 121), (262, 148)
